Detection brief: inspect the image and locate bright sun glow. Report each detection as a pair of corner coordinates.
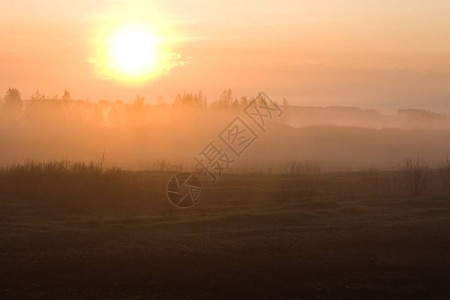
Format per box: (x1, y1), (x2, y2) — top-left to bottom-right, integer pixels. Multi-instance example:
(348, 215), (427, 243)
(108, 24), (160, 77)
(90, 17), (181, 83)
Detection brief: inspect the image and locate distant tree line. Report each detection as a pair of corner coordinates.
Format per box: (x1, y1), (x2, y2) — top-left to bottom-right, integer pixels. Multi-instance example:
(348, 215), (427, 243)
(172, 90), (208, 108)
(1, 87), (288, 111)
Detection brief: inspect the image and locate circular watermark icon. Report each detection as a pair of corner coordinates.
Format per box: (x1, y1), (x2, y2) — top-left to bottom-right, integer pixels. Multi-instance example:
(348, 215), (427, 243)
(166, 173), (203, 209)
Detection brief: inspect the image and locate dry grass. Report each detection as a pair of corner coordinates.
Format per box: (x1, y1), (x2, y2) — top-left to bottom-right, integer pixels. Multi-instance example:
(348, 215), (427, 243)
(439, 156), (450, 192)
(402, 157), (432, 197)
(0, 160), (120, 177)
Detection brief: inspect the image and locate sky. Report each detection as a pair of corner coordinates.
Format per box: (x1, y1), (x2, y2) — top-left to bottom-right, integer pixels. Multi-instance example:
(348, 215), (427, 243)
(1, 0), (450, 112)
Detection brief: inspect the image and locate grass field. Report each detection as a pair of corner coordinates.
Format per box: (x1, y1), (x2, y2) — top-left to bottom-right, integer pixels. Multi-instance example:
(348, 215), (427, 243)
(1, 165), (450, 299)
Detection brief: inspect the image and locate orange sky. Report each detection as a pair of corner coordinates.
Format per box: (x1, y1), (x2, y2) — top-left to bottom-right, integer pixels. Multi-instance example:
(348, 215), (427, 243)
(1, 0), (450, 112)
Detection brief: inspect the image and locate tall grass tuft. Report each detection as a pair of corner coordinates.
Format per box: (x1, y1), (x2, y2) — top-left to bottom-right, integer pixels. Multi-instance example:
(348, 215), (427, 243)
(439, 156), (450, 193)
(0, 160), (123, 206)
(402, 157), (431, 197)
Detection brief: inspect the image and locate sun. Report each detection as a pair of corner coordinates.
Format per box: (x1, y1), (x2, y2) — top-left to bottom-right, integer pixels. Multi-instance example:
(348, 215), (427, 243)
(89, 18), (182, 83)
(108, 24), (160, 77)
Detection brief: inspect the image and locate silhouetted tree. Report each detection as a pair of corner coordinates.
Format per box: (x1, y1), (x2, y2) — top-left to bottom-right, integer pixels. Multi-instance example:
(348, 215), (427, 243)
(211, 89), (233, 108)
(133, 95), (144, 107)
(197, 90), (207, 107)
(31, 89), (45, 102)
(239, 96), (248, 107)
(3, 88), (22, 111)
(62, 90), (71, 102)
(171, 91), (207, 108)
(219, 89), (232, 107)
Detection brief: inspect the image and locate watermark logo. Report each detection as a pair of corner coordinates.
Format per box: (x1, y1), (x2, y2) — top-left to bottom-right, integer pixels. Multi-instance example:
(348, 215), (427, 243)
(244, 92), (283, 132)
(166, 173), (203, 209)
(219, 117), (258, 157)
(165, 91), (283, 208)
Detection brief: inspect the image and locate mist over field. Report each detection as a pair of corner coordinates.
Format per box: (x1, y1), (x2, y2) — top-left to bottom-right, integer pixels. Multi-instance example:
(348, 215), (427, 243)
(1, 91), (449, 171)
